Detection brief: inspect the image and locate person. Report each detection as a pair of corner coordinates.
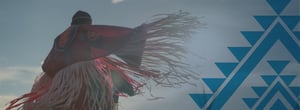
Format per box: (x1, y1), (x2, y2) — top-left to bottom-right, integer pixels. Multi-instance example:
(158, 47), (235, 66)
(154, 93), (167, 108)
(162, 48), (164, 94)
(6, 10), (201, 110)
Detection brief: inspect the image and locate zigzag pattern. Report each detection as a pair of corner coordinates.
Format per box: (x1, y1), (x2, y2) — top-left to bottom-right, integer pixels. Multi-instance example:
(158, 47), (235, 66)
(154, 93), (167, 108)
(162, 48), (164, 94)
(243, 61), (299, 109)
(190, 0), (300, 109)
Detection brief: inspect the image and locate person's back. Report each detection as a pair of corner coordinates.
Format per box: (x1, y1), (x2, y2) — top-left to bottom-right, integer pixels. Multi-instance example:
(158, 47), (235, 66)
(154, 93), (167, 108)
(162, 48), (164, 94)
(6, 10), (201, 110)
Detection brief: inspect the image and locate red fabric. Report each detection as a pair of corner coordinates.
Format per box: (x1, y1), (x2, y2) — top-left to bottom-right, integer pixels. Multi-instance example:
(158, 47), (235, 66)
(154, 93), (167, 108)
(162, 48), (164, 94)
(42, 25), (134, 77)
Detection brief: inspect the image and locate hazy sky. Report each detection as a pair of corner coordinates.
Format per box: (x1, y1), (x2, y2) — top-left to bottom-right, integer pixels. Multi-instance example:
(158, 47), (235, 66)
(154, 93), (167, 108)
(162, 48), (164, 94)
(0, 0), (299, 110)
(0, 0), (277, 67)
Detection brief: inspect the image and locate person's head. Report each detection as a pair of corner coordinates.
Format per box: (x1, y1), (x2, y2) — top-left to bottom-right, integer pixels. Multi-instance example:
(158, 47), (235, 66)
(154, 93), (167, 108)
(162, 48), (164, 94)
(71, 10), (92, 25)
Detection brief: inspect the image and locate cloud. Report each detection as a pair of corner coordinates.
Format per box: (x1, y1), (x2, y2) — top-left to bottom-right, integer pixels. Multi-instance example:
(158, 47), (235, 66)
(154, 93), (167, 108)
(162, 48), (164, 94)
(0, 66), (41, 82)
(112, 0), (124, 4)
(0, 66), (41, 93)
(0, 95), (17, 110)
(0, 66), (41, 109)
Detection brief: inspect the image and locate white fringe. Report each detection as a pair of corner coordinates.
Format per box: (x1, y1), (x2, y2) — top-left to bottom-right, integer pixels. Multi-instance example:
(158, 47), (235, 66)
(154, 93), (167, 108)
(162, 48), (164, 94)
(139, 11), (202, 87)
(25, 60), (115, 110)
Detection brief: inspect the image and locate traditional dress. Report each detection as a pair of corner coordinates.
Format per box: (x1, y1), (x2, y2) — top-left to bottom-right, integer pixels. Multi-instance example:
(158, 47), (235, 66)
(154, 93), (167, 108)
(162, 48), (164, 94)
(6, 10), (201, 110)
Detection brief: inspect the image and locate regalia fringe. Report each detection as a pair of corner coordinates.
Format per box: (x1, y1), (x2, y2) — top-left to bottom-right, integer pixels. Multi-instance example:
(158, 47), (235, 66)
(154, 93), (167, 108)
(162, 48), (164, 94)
(116, 11), (203, 88)
(7, 60), (117, 110)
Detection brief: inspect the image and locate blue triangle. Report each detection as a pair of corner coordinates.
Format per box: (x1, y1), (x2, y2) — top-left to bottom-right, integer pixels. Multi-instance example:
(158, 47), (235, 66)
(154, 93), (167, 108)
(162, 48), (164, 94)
(261, 75), (277, 85)
(294, 31), (300, 41)
(281, 16), (300, 30)
(266, 0), (291, 14)
(215, 62), (238, 77)
(203, 78), (225, 92)
(228, 47), (251, 61)
(242, 98), (258, 108)
(254, 16), (277, 30)
(267, 60), (290, 74)
(189, 94), (212, 108)
(241, 31), (263, 46)
(289, 87), (300, 96)
(252, 87), (268, 97)
(270, 99), (288, 110)
(280, 75), (296, 85)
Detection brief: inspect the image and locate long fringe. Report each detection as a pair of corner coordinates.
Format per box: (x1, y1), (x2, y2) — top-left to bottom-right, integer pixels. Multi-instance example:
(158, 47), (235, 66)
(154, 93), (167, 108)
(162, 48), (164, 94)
(103, 11), (203, 93)
(137, 11), (203, 87)
(101, 11), (203, 97)
(6, 60), (117, 110)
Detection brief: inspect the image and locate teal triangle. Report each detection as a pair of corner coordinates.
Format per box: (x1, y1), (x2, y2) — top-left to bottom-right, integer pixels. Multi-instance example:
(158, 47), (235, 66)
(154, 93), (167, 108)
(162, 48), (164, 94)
(267, 60), (290, 74)
(242, 98), (258, 108)
(270, 99), (288, 110)
(294, 31), (300, 41)
(215, 62), (238, 77)
(241, 31), (263, 45)
(203, 78), (225, 92)
(289, 87), (300, 96)
(228, 47), (251, 61)
(281, 16), (300, 30)
(254, 16), (277, 30)
(189, 94), (212, 108)
(266, 0), (291, 14)
(280, 75), (296, 85)
(252, 87), (268, 97)
(261, 75), (277, 85)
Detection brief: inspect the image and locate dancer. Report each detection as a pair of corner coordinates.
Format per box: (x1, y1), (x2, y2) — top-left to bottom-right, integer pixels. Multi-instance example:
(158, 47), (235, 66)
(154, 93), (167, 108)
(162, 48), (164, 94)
(6, 10), (201, 110)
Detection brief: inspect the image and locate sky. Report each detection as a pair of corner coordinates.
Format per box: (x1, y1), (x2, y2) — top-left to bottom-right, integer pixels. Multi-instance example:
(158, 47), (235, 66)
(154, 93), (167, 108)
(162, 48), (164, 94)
(0, 0), (299, 110)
